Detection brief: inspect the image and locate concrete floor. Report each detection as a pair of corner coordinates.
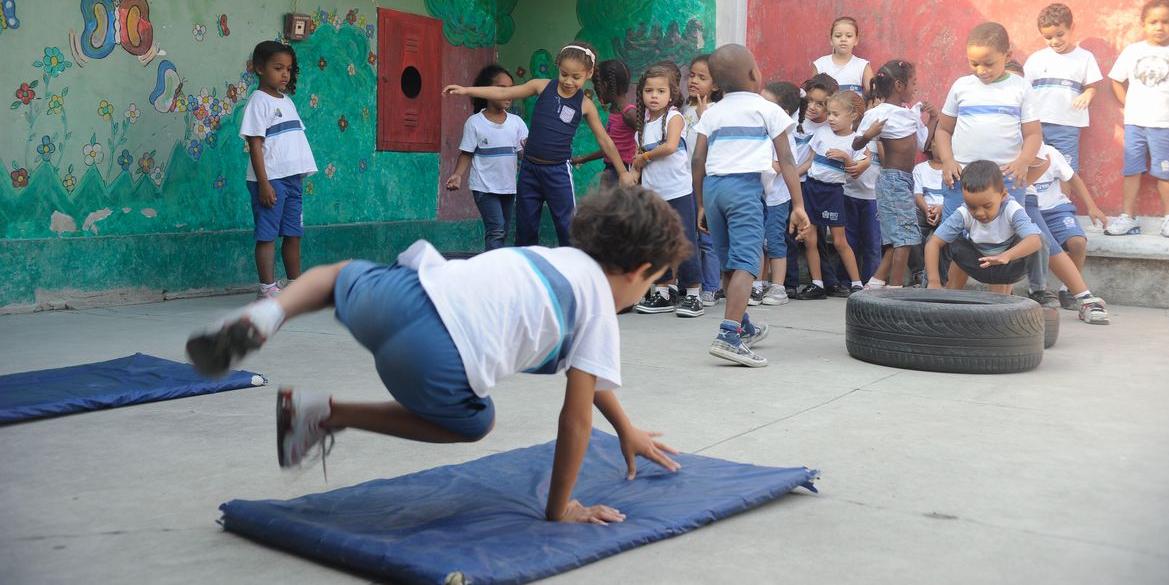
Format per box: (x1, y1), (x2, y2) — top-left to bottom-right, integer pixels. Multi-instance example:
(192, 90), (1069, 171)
(1, 294), (1167, 584)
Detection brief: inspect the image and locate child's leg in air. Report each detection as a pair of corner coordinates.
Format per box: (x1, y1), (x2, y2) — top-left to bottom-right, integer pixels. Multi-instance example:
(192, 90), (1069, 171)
(325, 400), (489, 443)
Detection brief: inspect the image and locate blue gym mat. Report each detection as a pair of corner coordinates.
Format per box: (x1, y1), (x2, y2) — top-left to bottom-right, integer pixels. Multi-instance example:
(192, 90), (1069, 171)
(0, 353), (265, 424)
(220, 429), (818, 584)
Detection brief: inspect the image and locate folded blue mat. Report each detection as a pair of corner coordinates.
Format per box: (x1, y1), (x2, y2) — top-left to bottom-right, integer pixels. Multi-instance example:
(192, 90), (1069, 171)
(0, 353), (265, 424)
(220, 429), (817, 584)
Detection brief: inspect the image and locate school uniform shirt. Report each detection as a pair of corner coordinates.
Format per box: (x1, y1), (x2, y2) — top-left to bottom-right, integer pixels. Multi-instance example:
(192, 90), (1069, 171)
(399, 240), (621, 396)
(857, 102), (929, 150)
(794, 119), (825, 180)
(240, 90), (317, 181)
(1030, 144), (1077, 210)
(843, 151), (878, 201)
(913, 161), (946, 206)
(762, 131), (798, 206)
(458, 111), (528, 194)
(682, 103), (701, 162)
(693, 91), (795, 175)
(807, 125), (864, 184)
(1023, 46), (1103, 128)
(942, 73), (1039, 166)
(637, 108), (691, 201)
(814, 54), (869, 94)
(933, 199), (1042, 255)
(1108, 41), (1169, 128)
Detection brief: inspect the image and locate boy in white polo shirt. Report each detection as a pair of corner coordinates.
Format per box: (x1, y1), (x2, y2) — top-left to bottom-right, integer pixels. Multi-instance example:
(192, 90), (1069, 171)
(692, 44), (810, 367)
(1023, 3), (1103, 172)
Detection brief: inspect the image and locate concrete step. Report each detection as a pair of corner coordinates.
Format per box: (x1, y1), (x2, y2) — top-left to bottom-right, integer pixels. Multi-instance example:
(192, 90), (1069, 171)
(1056, 216), (1169, 308)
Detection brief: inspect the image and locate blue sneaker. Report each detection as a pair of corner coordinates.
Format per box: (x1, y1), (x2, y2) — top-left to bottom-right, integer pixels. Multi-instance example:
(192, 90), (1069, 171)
(710, 323), (768, 367)
(741, 319), (769, 348)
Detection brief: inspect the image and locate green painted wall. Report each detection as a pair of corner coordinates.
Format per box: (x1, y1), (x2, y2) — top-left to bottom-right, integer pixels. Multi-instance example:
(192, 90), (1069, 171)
(0, 1), (485, 310)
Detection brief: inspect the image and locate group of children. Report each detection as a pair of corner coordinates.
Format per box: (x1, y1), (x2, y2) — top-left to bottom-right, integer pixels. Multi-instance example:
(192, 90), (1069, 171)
(193, 2), (1169, 521)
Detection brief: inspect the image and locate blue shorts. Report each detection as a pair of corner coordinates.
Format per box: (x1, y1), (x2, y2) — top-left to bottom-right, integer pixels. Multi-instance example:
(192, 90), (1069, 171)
(804, 177), (846, 226)
(1042, 203), (1087, 247)
(1123, 125), (1169, 180)
(333, 260), (495, 440)
(703, 173), (764, 275)
(764, 201), (791, 258)
(248, 175), (304, 242)
(1042, 123), (1082, 172)
(876, 169), (921, 247)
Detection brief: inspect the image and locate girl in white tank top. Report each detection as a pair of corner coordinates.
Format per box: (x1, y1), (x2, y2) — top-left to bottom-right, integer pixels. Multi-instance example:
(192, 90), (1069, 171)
(812, 16), (874, 95)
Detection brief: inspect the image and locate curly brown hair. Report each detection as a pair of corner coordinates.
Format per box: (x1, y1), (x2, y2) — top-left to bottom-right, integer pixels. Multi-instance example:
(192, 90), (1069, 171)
(571, 185), (692, 276)
(635, 64), (682, 155)
(1038, 3), (1074, 28)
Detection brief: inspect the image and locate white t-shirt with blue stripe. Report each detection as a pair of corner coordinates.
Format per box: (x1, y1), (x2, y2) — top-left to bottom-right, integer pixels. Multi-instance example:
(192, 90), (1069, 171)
(807, 125), (864, 184)
(912, 161), (946, 206)
(942, 73), (1039, 166)
(240, 90), (317, 181)
(934, 199), (1041, 255)
(693, 92), (795, 175)
(1023, 46), (1102, 128)
(458, 111), (528, 194)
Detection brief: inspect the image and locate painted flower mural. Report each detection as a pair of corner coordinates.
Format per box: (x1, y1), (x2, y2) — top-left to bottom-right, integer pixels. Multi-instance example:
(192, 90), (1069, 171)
(117, 149), (133, 172)
(10, 168), (29, 188)
(47, 93), (64, 115)
(124, 103), (140, 124)
(193, 24), (207, 42)
(36, 135), (56, 162)
(137, 151), (155, 175)
(33, 46), (72, 82)
(97, 99), (114, 120)
(13, 81), (36, 107)
(82, 142), (104, 166)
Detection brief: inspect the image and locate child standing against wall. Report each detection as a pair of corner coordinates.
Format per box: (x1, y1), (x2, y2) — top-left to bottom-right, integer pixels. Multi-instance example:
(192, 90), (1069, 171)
(784, 74), (839, 298)
(1023, 3), (1103, 173)
(693, 44), (809, 367)
(446, 64), (528, 251)
(573, 60), (638, 186)
(812, 16), (874, 95)
(445, 43), (633, 247)
(682, 54), (724, 306)
(241, 41), (317, 299)
(1106, 0), (1169, 237)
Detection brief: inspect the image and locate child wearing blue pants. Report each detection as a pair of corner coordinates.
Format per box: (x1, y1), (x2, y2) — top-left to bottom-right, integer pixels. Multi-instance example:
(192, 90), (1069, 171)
(446, 43), (632, 247)
(186, 185), (690, 525)
(693, 45), (810, 367)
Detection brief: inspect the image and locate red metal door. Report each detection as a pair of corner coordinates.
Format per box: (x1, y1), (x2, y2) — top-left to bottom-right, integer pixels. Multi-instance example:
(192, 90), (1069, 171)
(377, 8), (443, 152)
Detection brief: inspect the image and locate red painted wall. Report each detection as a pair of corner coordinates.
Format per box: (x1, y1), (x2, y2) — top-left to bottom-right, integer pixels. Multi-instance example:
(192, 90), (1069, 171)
(747, 0), (1160, 215)
(438, 45), (496, 220)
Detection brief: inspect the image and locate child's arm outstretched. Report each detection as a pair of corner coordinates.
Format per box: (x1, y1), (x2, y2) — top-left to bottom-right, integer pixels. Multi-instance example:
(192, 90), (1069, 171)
(1066, 174), (1109, 227)
(581, 99), (634, 185)
(246, 137), (275, 208)
(444, 78), (547, 101)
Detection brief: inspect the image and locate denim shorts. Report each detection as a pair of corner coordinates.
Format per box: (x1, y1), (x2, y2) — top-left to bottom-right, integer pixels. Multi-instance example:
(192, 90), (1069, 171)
(333, 260), (495, 439)
(764, 201), (791, 258)
(1042, 123), (1082, 172)
(1123, 125), (1169, 180)
(876, 169), (922, 247)
(804, 177), (846, 227)
(248, 175), (304, 241)
(703, 173), (765, 275)
(1042, 203), (1087, 247)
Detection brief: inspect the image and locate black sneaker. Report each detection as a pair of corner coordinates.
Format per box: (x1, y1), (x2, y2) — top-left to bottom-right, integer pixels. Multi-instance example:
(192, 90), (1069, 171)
(668, 287), (680, 306)
(748, 287), (764, 306)
(676, 294), (705, 318)
(1058, 290), (1077, 311)
(796, 283), (827, 300)
(849, 284), (864, 296)
(828, 283), (852, 298)
(785, 286), (797, 298)
(1029, 289), (1060, 309)
(635, 291), (675, 314)
(714, 288), (726, 302)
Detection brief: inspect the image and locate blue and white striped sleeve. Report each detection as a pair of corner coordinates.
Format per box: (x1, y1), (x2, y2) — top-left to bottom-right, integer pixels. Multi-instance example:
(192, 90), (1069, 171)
(1009, 207), (1042, 238)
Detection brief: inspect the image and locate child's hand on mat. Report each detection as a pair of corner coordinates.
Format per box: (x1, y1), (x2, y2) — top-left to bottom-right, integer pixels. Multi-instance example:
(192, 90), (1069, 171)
(259, 181), (277, 208)
(444, 174), (462, 191)
(941, 160), (961, 187)
(979, 254), (1010, 268)
(562, 500), (626, 525)
(619, 427), (681, 480)
(1087, 205), (1108, 228)
(442, 84), (468, 96)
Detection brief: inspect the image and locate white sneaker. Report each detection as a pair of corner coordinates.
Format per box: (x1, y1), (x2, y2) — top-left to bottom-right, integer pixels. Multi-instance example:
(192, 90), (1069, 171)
(257, 284), (281, 299)
(1077, 297), (1110, 325)
(1161, 215), (1169, 238)
(1105, 214), (1140, 236)
(761, 284), (790, 305)
(277, 387), (334, 469)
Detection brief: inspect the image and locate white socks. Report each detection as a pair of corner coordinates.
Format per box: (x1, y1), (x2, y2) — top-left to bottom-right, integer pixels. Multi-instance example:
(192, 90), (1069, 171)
(851, 280), (862, 288)
(686, 287), (700, 297)
(246, 298), (286, 340)
(753, 280), (764, 291)
(655, 286), (670, 298)
(866, 278), (886, 289)
(812, 279), (824, 288)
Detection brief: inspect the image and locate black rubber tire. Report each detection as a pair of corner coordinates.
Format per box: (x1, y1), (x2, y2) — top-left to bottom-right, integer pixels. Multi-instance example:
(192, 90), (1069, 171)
(845, 289), (1044, 374)
(1043, 307), (1059, 349)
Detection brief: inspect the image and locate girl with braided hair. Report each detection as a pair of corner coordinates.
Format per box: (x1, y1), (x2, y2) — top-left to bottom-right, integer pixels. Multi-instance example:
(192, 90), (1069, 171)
(573, 59), (637, 186)
(629, 64), (703, 317)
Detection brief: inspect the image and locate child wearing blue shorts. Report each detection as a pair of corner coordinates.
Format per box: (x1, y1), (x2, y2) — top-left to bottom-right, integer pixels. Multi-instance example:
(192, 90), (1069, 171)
(240, 41), (318, 299)
(692, 45), (810, 367)
(186, 185), (689, 525)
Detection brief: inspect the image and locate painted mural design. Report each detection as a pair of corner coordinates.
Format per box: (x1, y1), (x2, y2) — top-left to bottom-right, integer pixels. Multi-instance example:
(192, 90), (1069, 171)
(0, 4), (440, 241)
(425, 0), (518, 48)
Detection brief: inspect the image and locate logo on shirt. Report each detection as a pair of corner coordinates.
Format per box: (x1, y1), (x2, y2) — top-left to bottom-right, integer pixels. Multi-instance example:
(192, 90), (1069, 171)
(274, 107), (284, 118)
(558, 105), (576, 124)
(1134, 55), (1169, 88)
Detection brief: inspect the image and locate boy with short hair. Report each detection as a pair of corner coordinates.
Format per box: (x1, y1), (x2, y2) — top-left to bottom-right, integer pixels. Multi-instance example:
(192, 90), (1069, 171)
(186, 185), (688, 525)
(1023, 3), (1104, 172)
(692, 44), (811, 367)
(925, 160), (1044, 294)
